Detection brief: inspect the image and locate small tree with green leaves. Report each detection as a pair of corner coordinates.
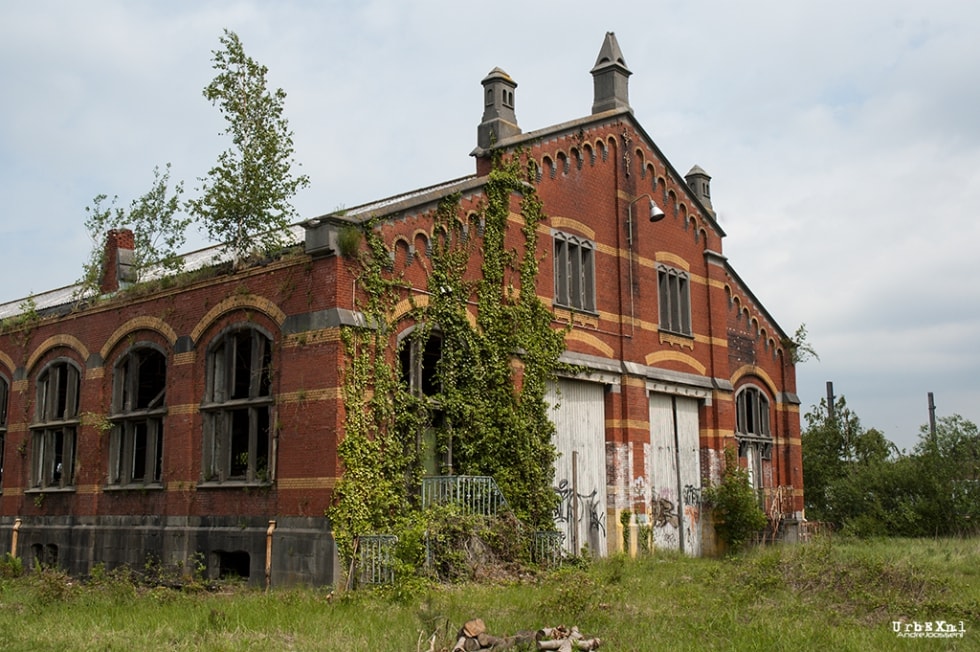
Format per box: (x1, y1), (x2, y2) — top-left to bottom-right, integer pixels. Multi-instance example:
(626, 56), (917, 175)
(188, 29), (309, 266)
(704, 447), (767, 553)
(79, 163), (189, 298)
(786, 322), (819, 364)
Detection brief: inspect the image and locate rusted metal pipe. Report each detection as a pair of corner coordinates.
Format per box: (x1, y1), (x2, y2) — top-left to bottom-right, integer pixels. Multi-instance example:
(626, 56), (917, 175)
(11, 518), (21, 557)
(265, 520), (276, 590)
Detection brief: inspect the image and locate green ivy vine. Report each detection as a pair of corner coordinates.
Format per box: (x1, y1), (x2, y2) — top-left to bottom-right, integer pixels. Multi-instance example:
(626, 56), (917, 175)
(329, 153), (569, 562)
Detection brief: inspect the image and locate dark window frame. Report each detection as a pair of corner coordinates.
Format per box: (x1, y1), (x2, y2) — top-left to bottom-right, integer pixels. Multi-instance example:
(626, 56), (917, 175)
(31, 359), (80, 490)
(108, 345), (167, 488)
(398, 326), (448, 476)
(0, 375), (7, 490)
(201, 327), (274, 485)
(554, 232), (596, 313)
(399, 328), (443, 398)
(735, 385), (773, 492)
(657, 264), (692, 336)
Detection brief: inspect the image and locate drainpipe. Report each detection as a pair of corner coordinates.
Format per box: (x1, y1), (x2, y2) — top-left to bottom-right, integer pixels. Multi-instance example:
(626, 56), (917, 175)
(265, 520), (277, 591)
(11, 518), (21, 557)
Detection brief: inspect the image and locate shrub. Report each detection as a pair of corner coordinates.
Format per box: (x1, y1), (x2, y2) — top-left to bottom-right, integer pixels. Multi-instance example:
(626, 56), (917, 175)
(0, 553), (23, 579)
(704, 447), (767, 553)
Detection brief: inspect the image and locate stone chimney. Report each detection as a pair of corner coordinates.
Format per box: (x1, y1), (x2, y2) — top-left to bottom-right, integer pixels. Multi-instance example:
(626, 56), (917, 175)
(477, 67), (521, 150)
(591, 32), (632, 114)
(100, 228), (136, 294)
(685, 165), (714, 215)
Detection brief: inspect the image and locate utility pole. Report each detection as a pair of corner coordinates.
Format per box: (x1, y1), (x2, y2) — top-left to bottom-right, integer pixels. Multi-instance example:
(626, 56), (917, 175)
(928, 392), (937, 443)
(826, 381), (835, 421)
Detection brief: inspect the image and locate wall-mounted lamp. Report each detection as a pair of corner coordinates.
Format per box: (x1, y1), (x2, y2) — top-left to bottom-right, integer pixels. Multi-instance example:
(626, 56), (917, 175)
(624, 193), (665, 336)
(626, 194), (666, 245)
(649, 201), (666, 222)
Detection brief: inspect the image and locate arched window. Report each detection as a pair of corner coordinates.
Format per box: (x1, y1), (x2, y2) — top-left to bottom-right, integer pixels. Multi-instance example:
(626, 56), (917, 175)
(735, 385), (772, 492)
(399, 327), (445, 475)
(658, 264), (691, 336)
(554, 232), (596, 312)
(0, 375), (7, 489)
(31, 360), (81, 489)
(736, 386), (770, 437)
(202, 327), (273, 484)
(109, 346), (167, 486)
(400, 328), (443, 398)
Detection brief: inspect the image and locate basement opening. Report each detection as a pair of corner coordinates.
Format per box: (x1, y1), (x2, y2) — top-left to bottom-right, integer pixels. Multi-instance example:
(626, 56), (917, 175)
(211, 550), (250, 580)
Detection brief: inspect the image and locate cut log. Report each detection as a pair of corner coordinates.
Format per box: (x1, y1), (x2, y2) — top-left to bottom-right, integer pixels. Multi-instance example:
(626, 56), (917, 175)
(463, 618), (487, 638)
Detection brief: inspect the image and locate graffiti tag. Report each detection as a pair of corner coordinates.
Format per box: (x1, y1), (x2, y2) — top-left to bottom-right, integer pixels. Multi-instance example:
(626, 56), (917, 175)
(554, 479), (607, 536)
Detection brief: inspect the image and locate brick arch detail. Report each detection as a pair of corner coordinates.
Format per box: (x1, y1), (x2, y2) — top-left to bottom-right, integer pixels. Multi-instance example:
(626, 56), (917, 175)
(644, 350), (706, 375)
(565, 330), (613, 357)
(725, 284), (787, 359)
(26, 335), (90, 374)
(731, 364), (778, 398)
(0, 350), (14, 375)
(100, 316), (179, 360)
(190, 294), (287, 345)
(391, 294), (477, 329)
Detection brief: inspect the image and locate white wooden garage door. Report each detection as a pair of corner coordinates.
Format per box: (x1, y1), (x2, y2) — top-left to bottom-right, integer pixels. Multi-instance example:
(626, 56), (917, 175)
(546, 378), (607, 556)
(648, 393), (702, 556)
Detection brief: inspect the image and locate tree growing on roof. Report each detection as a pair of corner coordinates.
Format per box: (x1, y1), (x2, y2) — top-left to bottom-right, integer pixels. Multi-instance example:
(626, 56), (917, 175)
(78, 163), (189, 298)
(188, 29), (309, 267)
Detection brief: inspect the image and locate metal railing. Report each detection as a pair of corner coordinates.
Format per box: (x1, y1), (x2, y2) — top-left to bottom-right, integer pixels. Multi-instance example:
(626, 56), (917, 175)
(531, 531), (565, 567)
(421, 475), (509, 517)
(356, 534), (398, 586)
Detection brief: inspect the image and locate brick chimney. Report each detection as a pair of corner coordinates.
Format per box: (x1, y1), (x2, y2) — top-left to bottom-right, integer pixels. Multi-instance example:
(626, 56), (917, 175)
(100, 228), (136, 294)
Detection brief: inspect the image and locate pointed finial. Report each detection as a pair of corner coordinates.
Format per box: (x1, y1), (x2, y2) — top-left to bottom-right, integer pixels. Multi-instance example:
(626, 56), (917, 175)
(591, 32), (632, 114)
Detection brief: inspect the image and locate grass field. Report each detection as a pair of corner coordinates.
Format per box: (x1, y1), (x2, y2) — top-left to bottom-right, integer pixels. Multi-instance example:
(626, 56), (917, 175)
(1, 537), (978, 651)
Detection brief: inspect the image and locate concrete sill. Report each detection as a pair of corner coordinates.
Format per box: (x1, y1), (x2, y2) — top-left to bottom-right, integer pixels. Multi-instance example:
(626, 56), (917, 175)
(102, 484), (165, 492)
(196, 480), (273, 490)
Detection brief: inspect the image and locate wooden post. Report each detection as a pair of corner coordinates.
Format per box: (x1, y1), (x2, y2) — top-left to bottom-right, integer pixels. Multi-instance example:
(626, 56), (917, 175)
(571, 451), (579, 554)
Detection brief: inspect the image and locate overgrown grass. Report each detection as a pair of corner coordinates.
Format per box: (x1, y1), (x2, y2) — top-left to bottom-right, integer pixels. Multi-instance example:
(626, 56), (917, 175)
(1, 538), (978, 651)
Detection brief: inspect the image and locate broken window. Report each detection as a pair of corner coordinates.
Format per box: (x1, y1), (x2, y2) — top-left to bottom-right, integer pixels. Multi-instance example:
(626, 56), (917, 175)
(400, 329), (445, 475)
(0, 376), (7, 490)
(31, 360), (80, 489)
(658, 264), (692, 336)
(202, 327), (273, 484)
(736, 386), (772, 493)
(554, 232), (596, 312)
(736, 386), (770, 438)
(400, 329), (443, 398)
(109, 347), (166, 486)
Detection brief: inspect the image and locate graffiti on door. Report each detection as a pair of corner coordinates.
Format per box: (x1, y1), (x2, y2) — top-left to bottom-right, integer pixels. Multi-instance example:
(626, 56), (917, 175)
(651, 495), (679, 529)
(554, 479), (607, 536)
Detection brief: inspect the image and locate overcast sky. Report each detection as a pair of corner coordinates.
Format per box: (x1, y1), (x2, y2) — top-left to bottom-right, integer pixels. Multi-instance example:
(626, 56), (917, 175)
(2, 1), (977, 450)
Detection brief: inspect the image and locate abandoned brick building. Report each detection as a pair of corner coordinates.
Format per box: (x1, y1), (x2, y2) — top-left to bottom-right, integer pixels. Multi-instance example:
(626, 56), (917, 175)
(0, 33), (803, 585)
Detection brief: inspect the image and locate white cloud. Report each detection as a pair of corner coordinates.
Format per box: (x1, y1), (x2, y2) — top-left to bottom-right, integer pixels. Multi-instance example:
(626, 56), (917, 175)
(1, 0), (978, 449)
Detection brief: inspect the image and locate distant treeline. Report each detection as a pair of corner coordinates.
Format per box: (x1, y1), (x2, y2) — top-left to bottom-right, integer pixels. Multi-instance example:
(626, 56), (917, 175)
(803, 397), (979, 537)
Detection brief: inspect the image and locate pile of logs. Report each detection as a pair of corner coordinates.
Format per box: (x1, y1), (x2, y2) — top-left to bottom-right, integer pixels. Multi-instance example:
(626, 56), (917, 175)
(445, 618), (601, 651)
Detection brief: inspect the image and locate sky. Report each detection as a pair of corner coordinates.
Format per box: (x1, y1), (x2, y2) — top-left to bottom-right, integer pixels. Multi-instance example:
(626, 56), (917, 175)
(1, 0), (978, 451)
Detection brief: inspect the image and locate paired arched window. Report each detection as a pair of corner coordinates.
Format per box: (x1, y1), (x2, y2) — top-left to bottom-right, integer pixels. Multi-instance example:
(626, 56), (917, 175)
(554, 232), (596, 312)
(31, 360), (80, 489)
(201, 327), (273, 484)
(658, 264), (691, 336)
(109, 346), (167, 486)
